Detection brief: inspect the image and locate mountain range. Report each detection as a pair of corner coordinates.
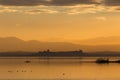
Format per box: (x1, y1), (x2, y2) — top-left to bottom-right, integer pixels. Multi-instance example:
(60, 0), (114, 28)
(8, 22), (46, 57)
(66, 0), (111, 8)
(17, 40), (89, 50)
(0, 37), (120, 52)
(78, 36), (120, 45)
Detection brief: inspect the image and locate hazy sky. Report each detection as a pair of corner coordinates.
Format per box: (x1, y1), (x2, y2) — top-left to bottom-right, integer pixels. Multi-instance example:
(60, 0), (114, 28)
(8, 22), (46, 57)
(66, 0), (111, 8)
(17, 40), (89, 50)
(0, 0), (120, 42)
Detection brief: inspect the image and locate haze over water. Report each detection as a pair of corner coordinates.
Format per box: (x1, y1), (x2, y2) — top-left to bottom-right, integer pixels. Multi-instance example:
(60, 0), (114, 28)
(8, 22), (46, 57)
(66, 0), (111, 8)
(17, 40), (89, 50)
(0, 57), (120, 80)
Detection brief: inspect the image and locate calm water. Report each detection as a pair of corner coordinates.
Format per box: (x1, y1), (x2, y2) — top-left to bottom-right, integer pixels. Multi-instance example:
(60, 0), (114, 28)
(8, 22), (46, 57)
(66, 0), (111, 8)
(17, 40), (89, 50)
(0, 57), (120, 80)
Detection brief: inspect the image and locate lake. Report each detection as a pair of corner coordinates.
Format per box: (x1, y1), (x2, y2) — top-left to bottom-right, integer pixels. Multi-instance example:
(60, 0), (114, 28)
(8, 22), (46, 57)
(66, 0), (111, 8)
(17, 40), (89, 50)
(0, 57), (120, 80)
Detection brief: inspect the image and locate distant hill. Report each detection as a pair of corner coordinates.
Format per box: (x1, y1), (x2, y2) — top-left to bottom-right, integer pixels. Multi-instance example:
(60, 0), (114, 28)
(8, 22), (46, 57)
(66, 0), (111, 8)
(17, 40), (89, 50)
(0, 37), (82, 52)
(78, 36), (120, 45)
(1, 37), (120, 52)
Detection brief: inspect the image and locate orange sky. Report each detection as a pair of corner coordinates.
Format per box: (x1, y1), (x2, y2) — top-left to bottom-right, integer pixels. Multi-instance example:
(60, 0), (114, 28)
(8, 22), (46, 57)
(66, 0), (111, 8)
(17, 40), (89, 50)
(0, 0), (120, 43)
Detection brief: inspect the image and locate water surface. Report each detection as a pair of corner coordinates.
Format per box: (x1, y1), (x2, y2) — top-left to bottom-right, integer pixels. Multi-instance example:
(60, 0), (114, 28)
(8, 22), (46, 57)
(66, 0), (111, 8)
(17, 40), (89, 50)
(0, 57), (120, 80)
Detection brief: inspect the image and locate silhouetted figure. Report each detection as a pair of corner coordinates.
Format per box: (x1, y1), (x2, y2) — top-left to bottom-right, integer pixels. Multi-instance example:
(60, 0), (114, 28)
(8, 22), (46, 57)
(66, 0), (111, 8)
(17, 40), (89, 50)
(47, 49), (50, 52)
(79, 50), (83, 53)
(62, 73), (65, 76)
(24, 60), (31, 63)
(8, 71), (13, 72)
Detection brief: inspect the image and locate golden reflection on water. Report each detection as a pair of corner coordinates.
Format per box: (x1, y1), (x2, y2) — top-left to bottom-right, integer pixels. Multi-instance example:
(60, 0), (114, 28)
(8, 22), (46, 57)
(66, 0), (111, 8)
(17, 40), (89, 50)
(0, 57), (120, 80)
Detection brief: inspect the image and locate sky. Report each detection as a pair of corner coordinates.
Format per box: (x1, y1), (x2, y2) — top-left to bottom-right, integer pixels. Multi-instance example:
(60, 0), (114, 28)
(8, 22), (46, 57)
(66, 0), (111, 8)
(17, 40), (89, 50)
(0, 0), (120, 42)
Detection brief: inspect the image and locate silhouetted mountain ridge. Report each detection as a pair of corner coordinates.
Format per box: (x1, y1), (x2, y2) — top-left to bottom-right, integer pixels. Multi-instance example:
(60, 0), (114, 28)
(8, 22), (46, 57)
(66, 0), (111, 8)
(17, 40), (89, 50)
(0, 37), (81, 52)
(0, 37), (120, 52)
(78, 36), (120, 45)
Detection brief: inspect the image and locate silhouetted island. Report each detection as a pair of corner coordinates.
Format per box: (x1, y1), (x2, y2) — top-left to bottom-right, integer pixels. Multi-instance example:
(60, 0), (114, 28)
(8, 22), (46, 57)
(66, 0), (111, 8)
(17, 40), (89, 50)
(0, 50), (120, 57)
(96, 58), (109, 63)
(38, 49), (83, 57)
(0, 49), (83, 57)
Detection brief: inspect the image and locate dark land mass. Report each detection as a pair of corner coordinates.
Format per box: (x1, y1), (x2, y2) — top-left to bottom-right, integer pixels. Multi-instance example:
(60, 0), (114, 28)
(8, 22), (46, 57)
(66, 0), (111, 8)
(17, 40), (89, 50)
(0, 51), (120, 57)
